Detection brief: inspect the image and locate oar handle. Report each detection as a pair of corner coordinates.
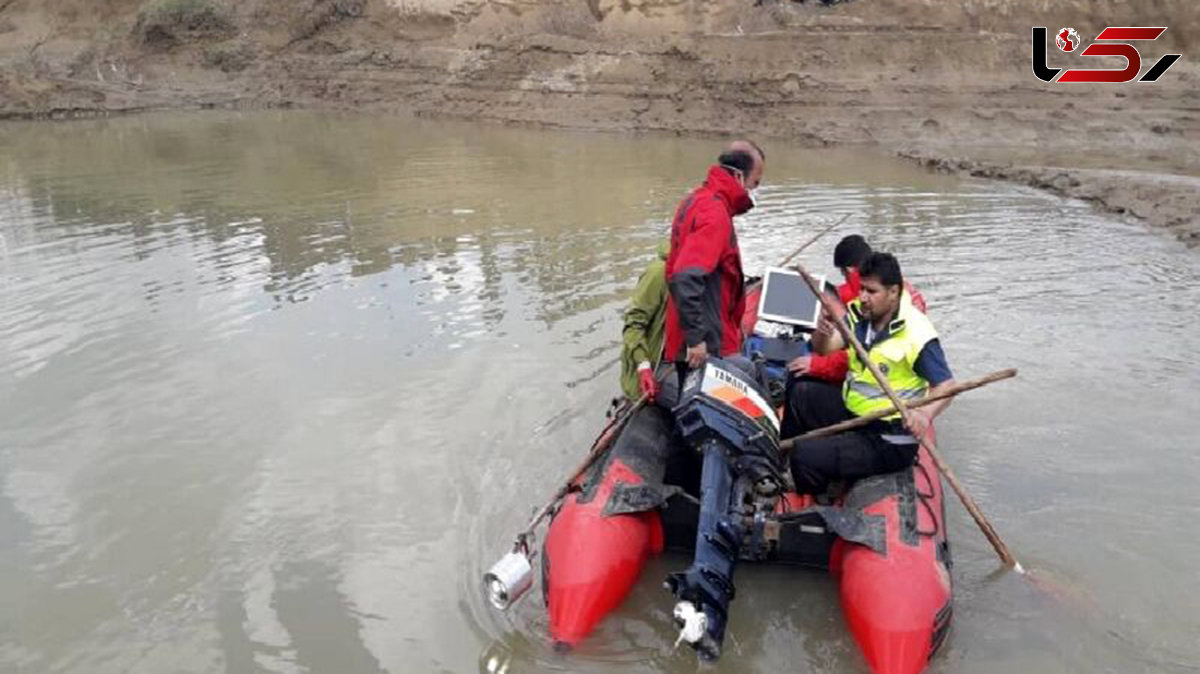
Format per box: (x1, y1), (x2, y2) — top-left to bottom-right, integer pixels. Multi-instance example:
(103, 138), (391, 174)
(794, 265), (1020, 570)
(777, 213), (852, 268)
(517, 395), (648, 542)
(780, 368), (1017, 450)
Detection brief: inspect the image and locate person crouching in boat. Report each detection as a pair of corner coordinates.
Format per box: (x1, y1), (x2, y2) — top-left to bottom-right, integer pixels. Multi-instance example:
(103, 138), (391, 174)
(781, 236), (927, 437)
(784, 252), (956, 494)
(620, 239), (670, 403)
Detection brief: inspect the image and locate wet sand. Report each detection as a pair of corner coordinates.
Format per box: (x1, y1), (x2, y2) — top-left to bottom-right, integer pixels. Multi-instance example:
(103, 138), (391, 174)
(1, 0), (1197, 243)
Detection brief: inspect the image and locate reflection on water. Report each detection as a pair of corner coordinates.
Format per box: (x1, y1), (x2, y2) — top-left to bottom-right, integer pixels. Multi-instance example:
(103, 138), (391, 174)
(1, 111), (1198, 673)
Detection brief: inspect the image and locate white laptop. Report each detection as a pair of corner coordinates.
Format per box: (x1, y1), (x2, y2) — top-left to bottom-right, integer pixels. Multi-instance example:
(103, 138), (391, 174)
(755, 266), (827, 332)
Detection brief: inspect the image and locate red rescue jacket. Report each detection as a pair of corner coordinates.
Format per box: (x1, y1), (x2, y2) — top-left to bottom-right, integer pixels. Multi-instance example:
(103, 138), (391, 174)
(664, 166), (753, 360)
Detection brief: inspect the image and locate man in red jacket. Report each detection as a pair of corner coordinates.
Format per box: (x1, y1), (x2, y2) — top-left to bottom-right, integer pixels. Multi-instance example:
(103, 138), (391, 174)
(664, 141), (765, 375)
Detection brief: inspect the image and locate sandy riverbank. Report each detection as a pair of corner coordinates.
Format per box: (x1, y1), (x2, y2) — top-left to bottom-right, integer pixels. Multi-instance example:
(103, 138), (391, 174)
(2, 0), (1197, 244)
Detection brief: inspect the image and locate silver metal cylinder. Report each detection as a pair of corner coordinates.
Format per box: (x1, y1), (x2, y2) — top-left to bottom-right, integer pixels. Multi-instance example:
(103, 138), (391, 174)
(483, 551), (534, 610)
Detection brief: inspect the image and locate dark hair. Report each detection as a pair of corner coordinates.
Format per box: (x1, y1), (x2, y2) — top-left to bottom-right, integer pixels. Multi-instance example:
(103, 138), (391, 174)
(717, 150), (756, 179)
(833, 234), (871, 269)
(859, 251), (903, 288)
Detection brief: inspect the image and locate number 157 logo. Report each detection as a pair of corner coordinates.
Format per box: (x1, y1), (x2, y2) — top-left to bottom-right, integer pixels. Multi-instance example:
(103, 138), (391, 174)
(1032, 26), (1182, 83)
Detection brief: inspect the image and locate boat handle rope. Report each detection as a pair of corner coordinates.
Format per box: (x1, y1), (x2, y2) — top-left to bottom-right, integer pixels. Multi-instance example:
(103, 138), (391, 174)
(913, 460), (939, 538)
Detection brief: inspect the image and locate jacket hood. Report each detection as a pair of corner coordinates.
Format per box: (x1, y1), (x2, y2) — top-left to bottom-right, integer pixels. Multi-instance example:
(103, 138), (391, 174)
(704, 165), (754, 216)
(844, 268), (862, 298)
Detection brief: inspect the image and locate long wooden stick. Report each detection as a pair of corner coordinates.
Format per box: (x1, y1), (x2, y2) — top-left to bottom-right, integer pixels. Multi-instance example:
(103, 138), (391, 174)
(795, 265), (1022, 571)
(515, 396), (647, 547)
(780, 368), (1017, 450)
(777, 212), (852, 268)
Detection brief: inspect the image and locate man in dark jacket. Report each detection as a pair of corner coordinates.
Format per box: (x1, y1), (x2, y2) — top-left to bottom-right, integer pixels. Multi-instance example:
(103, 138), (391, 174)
(664, 141), (765, 373)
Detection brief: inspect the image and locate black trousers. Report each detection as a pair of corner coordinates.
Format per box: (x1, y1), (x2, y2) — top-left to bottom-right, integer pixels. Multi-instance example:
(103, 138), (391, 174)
(782, 377), (918, 495)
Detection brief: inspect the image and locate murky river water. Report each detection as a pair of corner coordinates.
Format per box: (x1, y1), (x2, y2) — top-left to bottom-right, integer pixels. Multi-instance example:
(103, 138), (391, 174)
(2, 111), (1198, 674)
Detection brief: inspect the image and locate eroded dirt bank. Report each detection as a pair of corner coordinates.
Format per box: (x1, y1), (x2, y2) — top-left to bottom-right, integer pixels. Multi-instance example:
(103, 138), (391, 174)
(1, 0), (1197, 243)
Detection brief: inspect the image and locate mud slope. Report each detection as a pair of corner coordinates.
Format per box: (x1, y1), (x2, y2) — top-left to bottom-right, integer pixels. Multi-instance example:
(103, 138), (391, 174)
(1, 0), (1197, 243)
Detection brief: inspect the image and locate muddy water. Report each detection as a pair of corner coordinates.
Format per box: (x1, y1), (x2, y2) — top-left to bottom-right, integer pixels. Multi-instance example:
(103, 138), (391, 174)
(1, 111), (1198, 674)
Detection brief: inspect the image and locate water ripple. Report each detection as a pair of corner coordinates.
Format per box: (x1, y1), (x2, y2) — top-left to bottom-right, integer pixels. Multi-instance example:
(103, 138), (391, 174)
(1, 111), (1198, 674)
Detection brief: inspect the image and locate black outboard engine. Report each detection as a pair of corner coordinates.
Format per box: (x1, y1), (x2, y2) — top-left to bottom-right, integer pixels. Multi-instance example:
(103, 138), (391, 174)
(665, 357), (787, 660)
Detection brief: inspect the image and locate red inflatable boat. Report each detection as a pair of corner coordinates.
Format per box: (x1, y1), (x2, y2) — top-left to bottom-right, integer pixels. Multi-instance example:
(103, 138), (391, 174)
(541, 282), (952, 674)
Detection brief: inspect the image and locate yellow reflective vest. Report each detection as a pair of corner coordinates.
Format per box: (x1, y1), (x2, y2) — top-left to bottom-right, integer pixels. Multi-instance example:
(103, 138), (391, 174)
(843, 292), (938, 420)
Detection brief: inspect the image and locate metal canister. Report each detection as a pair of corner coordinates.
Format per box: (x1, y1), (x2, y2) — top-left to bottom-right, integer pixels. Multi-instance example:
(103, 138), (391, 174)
(483, 550), (534, 610)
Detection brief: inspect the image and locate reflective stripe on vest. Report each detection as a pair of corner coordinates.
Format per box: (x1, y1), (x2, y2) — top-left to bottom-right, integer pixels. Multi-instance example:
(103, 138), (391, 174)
(843, 292), (937, 420)
(844, 378), (928, 401)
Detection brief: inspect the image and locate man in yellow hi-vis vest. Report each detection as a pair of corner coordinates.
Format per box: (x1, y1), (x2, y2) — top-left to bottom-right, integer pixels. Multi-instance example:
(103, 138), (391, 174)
(785, 252), (957, 494)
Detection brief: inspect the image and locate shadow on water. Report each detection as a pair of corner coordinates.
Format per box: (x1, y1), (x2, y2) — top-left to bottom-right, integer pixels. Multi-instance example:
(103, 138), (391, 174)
(215, 561), (386, 674)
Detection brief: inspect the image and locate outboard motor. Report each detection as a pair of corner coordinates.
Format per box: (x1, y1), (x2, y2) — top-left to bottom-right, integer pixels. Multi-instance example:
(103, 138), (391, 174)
(665, 357), (787, 660)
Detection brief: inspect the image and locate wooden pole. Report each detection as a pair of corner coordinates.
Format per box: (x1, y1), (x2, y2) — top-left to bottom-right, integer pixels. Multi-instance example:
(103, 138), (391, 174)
(777, 212), (852, 268)
(780, 368), (1017, 450)
(516, 396), (647, 546)
(795, 265), (1022, 572)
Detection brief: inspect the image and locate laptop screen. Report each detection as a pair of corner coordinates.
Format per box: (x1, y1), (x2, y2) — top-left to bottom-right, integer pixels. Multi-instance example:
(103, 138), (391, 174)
(757, 267), (826, 329)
